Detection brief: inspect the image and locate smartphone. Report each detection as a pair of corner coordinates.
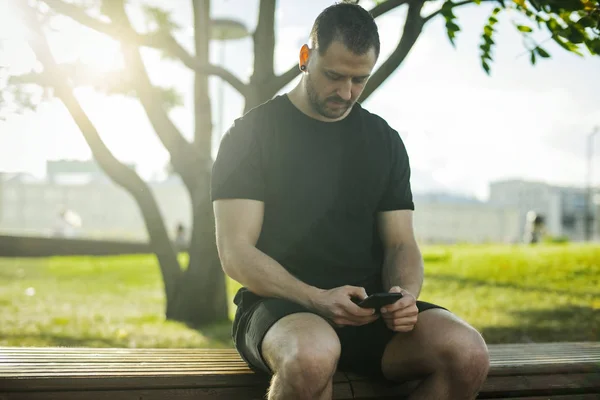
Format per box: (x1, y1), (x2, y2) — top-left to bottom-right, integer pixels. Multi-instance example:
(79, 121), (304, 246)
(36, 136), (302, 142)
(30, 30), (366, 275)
(352, 292), (403, 310)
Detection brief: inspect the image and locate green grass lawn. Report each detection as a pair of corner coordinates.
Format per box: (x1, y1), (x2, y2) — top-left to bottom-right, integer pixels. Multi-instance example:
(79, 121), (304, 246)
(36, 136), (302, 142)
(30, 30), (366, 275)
(1, 243), (598, 348)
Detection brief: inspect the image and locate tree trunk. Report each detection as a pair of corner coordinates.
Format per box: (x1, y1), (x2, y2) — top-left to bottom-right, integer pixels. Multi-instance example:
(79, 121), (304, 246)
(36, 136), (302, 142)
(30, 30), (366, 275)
(161, 0), (228, 326)
(166, 166), (228, 326)
(49, 83), (183, 315)
(244, 83), (277, 113)
(133, 185), (183, 311)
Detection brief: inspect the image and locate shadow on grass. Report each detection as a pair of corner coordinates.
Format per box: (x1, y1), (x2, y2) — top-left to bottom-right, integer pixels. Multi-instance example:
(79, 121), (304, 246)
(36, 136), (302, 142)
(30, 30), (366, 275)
(429, 274), (600, 298)
(189, 320), (234, 348)
(0, 333), (128, 348)
(480, 305), (599, 344)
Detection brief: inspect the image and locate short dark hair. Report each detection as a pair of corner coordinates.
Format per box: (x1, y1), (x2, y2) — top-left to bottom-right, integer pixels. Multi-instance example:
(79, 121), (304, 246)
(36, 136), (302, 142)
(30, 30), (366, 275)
(309, 2), (380, 58)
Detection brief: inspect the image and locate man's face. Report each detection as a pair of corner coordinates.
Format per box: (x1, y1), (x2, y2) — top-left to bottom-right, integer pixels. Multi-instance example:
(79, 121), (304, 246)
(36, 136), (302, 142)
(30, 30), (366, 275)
(305, 40), (377, 120)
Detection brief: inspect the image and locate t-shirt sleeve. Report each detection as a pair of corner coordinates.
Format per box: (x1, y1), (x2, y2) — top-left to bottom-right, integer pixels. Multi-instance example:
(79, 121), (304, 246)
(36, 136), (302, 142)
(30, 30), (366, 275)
(377, 130), (414, 211)
(211, 118), (265, 202)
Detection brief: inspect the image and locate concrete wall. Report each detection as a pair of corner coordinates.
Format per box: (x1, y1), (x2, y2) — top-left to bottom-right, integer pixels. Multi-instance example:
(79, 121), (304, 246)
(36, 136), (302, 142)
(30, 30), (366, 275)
(0, 178), (190, 241)
(413, 202), (521, 244)
(0, 176), (527, 245)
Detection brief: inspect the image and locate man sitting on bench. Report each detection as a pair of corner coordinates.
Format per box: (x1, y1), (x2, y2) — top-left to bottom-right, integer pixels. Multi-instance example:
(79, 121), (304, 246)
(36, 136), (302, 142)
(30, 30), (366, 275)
(211, 3), (490, 399)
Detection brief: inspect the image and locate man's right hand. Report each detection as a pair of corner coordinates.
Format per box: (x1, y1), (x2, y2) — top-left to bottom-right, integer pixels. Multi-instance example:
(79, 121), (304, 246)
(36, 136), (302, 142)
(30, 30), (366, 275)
(310, 285), (379, 327)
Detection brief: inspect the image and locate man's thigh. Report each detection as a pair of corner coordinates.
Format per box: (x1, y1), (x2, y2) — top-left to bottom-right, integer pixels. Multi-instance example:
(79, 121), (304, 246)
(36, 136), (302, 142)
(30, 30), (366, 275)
(262, 312), (341, 374)
(381, 308), (488, 382)
(233, 296), (339, 375)
(336, 300), (446, 379)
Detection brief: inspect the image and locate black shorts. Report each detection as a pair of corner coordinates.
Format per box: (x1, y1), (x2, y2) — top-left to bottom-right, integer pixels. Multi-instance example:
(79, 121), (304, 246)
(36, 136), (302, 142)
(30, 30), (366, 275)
(232, 288), (448, 379)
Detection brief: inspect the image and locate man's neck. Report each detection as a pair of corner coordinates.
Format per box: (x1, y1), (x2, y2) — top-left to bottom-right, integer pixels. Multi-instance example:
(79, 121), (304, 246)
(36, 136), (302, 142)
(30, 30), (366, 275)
(286, 83), (351, 123)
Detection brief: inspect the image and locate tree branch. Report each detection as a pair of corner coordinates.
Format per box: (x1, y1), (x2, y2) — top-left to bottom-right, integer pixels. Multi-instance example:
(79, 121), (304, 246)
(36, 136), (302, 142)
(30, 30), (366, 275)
(9, 71), (49, 87)
(104, 1), (199, 190)
(9, 62), (132, 94)
(15, 2), (182, 303)
(41, 0), (247, 95)
(370, 0), (411, 18)
(270, 0), (411, 94)
(423, 0), (498, 22)
(253, 0), (277, 81)
(359, 0), (426, 102)
(42, 0), (144, 44)
(192, 0), (213, 159)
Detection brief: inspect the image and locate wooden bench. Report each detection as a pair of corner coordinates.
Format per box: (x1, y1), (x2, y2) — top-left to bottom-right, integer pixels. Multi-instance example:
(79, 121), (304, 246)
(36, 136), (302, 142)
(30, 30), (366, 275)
(1, 342), (598, 399)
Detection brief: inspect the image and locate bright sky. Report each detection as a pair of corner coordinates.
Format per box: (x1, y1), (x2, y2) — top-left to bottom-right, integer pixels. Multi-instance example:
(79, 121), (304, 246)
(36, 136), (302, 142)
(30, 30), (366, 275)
(0, 0), (599, 200)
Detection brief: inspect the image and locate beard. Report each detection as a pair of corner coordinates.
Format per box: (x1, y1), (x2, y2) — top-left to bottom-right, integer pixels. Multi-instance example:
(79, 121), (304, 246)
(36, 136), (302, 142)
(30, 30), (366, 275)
(305, 74), (352, 119)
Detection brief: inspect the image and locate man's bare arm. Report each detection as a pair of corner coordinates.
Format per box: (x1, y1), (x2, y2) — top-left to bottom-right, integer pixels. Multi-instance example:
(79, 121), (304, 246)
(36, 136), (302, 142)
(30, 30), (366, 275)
(214, 199), (321, 308)
(214, 198), (378, 326)
(377, 210), (424, 298)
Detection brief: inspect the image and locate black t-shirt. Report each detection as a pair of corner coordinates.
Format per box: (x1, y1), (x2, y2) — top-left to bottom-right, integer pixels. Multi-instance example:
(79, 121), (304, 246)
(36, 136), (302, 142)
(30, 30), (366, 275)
(211, 95), (414, 290)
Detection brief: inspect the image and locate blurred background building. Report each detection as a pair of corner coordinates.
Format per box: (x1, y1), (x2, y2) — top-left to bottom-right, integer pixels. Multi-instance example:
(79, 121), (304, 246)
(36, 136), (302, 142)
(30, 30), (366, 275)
(489, 179), (600, 242)
(0, 160), (190, 241)
(1, 160), (599, 244)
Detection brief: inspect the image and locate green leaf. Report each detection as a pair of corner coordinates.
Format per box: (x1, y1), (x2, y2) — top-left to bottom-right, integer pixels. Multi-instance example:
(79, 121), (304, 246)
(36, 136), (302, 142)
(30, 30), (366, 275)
(586, 39), (600, 55)
(441, 0), (454, 12)
(446, 21), (461, 32)
(552, 34), (584, 56)
(10, 85), (40, 112)
(576, 16), (595, 28)
(517, 25), (533, 32)
(158, 86), (184, 110)
(441, 1), (461, 47)
(536, 47), (551, 58)
(142, 5), (181, 33)
(530, 50), (537, 64)
(563, 27), (586, 44)
(546, 18), (560, 32)
(482, 60), (491, 75)
(529, 0), (543, 12)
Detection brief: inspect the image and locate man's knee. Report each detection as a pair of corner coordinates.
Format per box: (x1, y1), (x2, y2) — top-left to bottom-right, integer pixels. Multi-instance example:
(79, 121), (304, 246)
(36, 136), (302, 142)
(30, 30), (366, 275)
(441, 326), (490, 385)
(263, 313), (341, 394)
(279, 337), (341, 388)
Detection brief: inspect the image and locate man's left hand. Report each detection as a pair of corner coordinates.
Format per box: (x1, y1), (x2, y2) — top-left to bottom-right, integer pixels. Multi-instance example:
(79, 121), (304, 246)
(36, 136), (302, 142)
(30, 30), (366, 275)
(381, 286), (418, 332)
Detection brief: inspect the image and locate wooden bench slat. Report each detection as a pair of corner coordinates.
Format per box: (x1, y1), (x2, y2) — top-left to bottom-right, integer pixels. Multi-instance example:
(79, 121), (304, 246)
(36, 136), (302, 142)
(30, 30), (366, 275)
(349, 373), (600, 399)
(0, 358), (246, 363)
(494, 396), (600, 400)
(2, 342), (595, 353)
(5, 362), (599, 377)
(1, 343), (599, 399)
(2, 356), (597, 367)
(16, 354), (597, 362)
(0, 375), (268, 391)
(0, 372), (353, 392)
(479, 373), (600, 398)
(6, 350), (599, 357)
(2, 368), (254, 374)
(0, 383), (359, 400)
(0, 387), (274, 400)
(2, 389), (597, 400)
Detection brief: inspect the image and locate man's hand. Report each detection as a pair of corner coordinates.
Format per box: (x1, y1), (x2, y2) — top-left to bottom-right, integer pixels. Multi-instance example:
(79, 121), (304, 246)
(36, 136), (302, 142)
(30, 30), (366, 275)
(311, 285), (380, 327)
(380, 286), (418, 332)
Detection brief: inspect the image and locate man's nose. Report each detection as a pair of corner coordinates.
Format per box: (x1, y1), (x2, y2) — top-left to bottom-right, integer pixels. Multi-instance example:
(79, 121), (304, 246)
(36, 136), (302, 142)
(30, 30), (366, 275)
(337, 80), (352, 101)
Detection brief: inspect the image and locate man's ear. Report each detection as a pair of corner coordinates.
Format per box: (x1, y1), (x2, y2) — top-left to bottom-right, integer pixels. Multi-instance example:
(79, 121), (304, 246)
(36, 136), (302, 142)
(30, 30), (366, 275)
(299, 44), (310, 71)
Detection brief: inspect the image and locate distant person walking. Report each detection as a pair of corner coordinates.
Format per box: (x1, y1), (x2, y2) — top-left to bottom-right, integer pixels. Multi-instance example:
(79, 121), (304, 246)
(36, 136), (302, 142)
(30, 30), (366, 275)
(524, 211), (545, 244)
(174, 223), (187, 251)
(53, 208), (82, 238)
